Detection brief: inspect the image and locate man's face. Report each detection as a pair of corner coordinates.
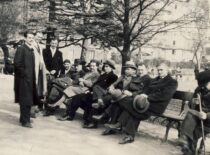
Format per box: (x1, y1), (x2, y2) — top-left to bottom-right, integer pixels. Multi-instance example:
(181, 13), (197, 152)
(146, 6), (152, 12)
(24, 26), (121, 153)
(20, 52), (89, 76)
(125, 67), (136, 76)
(206, 82), (210, 90)
(64, 62), (71, 70)
(35, 33), (43, 43)
(26, 33), (34, 45)
(104, 64), (112, 73)
(157, 64), (168, 78)
(89, 62), (97, 72)
(137, 65), (147, 77)
(50, 40), (58, 49)
(75, 64), (82, 71)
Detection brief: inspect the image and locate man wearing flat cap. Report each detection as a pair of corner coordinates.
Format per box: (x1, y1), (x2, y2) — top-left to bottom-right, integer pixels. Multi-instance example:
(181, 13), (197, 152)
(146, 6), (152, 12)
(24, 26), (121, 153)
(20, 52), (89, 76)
(59, 60), (118, 127)
(178, 70), (210, 155)
(105, 63), (177, 144)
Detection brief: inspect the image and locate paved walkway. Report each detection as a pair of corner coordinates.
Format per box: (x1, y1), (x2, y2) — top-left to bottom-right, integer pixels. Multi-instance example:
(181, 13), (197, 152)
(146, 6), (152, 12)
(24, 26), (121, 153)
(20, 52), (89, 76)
(0, 74), (208, 155)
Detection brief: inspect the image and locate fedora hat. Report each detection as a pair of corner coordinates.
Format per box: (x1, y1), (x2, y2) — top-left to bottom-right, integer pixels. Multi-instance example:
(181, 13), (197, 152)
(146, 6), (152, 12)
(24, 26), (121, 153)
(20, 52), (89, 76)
(103, 60), (116, 69)
(74, 59), (86, 66)
(133, 94), (150, 113)
(123, 61), (137, 70)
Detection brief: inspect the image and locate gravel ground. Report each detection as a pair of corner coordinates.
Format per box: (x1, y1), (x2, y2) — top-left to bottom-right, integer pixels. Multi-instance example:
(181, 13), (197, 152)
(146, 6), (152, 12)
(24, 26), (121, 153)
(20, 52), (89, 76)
(0, 74), (209, 155)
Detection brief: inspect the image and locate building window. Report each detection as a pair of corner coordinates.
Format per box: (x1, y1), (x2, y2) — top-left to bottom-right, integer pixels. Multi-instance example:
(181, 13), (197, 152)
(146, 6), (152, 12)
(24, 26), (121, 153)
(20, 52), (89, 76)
(175, 4), (177, 9)
(172, 49), (176, 54)
(173, 40), (176, 45)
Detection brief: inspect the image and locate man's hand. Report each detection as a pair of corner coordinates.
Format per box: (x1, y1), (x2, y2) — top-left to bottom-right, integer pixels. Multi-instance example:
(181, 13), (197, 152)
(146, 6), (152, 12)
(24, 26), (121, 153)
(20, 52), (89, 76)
(198, 111), (207, 120)
(92, 103), (100, 109)
(123, 90), (132, 96)
(79, 81), (84, 87)
(50, 70), (56, 75)
(48, 103), (57, 108)
(140, 94), (148, 98)
(78, 78), (85, 82)
(108, 85), (115, 93)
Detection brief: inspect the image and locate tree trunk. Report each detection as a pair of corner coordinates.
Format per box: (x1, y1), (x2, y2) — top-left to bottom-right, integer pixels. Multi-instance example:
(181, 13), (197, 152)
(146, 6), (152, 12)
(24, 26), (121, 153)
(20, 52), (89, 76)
(121, 47), (131, 74)
(121, 0), (131, 74)
(80, 38), (88, 62)
(46, 0), (56, 49)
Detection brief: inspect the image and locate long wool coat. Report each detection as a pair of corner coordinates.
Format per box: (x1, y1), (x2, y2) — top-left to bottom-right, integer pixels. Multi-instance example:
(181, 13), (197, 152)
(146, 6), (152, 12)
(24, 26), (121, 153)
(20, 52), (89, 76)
(14, 44), (37, 106)
(146, 75), (178, 114)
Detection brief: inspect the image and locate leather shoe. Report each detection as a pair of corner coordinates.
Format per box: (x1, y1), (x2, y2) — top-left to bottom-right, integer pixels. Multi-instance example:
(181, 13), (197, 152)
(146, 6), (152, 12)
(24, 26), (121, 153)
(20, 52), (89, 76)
(101, 129), (116, 136)
(83, 122), (97, 128)
(177, 135), (189, 147)
(57, 115), (73, 121)
(43, 110), (54, 116)
(119, 135), (134, 144)
(181, 144), (193, 155)
(104, 122), (121, 131)
(21, 122), (33, 128)
(30, 113), (36, 118)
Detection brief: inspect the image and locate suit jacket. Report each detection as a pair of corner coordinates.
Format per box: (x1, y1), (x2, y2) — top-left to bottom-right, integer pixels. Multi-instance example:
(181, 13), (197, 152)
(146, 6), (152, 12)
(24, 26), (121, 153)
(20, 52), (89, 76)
(71, 70), (86, 85)
(14, 44), (37, 106)
(112, 75), (151, 95)
(146, 75), (178, 114)
(82, 71), (100, 88)
(129, 74), (151, 97)
(94, 71), (118, 89)
(43, 48), (63, 77)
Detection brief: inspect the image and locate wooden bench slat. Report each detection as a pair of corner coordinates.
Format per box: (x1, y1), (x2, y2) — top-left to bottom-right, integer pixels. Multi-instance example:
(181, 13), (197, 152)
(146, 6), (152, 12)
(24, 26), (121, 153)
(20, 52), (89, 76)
(157, 90), (194, 142)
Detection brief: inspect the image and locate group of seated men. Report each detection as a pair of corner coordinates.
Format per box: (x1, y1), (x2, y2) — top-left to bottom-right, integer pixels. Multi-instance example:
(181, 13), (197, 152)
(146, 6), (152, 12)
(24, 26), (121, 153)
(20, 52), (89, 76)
(39, 59), (179, 144)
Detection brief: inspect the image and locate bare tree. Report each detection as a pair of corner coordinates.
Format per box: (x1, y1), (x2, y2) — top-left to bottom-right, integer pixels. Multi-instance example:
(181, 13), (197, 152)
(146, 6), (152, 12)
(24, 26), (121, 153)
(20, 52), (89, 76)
(0, 1), (24, 44)
(29, 0), (197, 69)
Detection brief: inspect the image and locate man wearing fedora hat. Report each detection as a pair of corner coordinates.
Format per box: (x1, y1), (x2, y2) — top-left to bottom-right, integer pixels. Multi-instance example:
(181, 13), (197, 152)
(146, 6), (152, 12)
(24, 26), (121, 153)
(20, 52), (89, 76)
(105, 63), (177, 144)
(58, 60), (118, 126)
(177, 70), (210, 155)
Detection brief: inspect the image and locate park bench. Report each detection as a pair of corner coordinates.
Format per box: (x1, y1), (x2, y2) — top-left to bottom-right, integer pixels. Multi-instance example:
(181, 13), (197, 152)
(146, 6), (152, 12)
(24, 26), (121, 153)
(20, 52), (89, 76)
(150, 90), (194, 142)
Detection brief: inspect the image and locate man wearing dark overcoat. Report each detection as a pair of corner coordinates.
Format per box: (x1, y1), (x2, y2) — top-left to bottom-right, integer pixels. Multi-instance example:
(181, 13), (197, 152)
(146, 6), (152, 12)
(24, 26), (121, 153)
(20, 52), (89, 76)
(43, 38), (63, 78)
(178, 70), (210, 155)
(14, 31), (38, 128)
(105, 63), (177, 144)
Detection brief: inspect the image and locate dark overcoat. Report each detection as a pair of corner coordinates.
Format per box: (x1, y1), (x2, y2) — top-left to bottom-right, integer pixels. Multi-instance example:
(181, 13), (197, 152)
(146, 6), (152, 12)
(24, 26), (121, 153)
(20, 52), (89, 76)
(94, 71), (118, 89)
(42, 48), (63, 77)
(146, 75), (178, 114)
(113, 74), (151, 95)
(14, 44), (37, 106)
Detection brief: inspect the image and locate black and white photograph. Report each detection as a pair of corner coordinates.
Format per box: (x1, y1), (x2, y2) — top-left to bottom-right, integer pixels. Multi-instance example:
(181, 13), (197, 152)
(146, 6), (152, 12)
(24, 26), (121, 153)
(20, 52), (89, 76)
(0, 0), (210, 155)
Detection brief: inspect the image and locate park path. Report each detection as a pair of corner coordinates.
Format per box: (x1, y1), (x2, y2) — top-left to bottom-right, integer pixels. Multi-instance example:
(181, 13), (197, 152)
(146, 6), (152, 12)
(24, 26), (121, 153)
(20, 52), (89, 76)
(0, 74), (205, 155)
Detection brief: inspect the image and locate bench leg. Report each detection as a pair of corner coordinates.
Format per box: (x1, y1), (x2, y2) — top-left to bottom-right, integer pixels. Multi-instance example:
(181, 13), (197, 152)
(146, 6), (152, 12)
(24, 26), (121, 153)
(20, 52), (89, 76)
(163, 120), (173, 142)
(177, 121), (182, 138)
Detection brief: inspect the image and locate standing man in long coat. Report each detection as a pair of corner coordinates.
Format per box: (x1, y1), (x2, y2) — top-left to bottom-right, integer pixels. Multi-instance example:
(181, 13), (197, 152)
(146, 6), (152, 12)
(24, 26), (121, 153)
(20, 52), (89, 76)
(14, 31), (37, 128)
(32, 31), (47, 112)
